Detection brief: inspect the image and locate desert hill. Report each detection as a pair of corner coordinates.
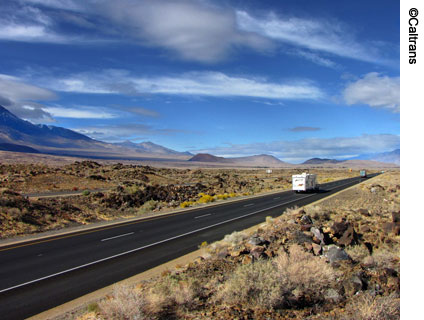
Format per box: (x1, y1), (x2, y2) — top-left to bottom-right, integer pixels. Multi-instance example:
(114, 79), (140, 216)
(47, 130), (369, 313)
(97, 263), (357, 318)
(189, 153), (289, 167)
(188, 153), (233, 163)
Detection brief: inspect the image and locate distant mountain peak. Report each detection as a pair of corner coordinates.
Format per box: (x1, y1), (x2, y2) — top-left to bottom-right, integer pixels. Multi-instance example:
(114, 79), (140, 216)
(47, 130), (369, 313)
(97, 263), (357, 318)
(114, 140), (192, 156)
(189, 153), (229, 162)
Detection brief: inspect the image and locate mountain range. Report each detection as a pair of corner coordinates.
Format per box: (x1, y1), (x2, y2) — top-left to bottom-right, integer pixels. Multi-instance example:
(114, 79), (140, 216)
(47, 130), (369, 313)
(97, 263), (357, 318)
(0, 105), (399, 167)
(114, 140), (192, 156)
(302, 149), (400, 166)
(0, 105), (191, 159)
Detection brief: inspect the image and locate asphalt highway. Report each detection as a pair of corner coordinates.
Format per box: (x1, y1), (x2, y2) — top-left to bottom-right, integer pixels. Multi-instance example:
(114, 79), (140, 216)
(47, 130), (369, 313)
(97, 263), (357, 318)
(0, 173), (379, 319)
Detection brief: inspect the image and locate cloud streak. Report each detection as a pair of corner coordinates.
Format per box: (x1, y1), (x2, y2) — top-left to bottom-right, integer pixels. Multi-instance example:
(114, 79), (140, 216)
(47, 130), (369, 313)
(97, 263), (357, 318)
(0, 74), (56, 121)
(289, 126), (321, 132)
(45, 70), (324, 100)
(236, 11), (388, 64)
(75, 123), (191, 142)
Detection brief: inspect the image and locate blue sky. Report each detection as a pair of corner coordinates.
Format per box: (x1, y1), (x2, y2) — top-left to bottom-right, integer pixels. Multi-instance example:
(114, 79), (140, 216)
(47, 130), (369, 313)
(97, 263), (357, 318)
(0, 0), (400, 162)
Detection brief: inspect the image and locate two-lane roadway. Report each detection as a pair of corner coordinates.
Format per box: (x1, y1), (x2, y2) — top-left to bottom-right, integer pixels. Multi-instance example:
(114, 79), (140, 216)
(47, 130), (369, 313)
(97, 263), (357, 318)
(0, 173), (379, 319)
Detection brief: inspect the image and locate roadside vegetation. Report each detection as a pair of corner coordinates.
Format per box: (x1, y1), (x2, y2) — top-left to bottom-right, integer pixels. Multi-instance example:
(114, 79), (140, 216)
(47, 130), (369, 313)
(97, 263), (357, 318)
(0, 161), (371, 239)
(68, 171), (399, 320)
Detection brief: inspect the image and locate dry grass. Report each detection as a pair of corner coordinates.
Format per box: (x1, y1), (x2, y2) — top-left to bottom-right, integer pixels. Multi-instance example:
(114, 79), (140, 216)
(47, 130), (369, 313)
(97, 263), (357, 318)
(342, 292), (400, 320)
(98, 285), (147, 320)
(344, 244), (371, 262)
(216, 244), (338, 309)
(145, 273), (203, 313)
(215, 258), (281, 309)
(274, 245), (337, 299)
(371, 244), (400, 270)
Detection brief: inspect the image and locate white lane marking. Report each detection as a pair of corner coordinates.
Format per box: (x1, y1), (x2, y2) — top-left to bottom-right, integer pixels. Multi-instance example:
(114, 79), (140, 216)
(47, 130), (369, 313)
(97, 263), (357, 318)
(101, 232), (134, 242)
(243, 203), (254, 207)
(194, 213), (212, 219)
(0, 194), (315, 294)
(1, 179), (366, 294)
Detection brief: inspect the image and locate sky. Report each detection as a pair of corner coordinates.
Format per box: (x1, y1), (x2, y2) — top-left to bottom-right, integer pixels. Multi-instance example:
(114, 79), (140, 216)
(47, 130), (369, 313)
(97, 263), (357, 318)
(0, 0), (400, 163)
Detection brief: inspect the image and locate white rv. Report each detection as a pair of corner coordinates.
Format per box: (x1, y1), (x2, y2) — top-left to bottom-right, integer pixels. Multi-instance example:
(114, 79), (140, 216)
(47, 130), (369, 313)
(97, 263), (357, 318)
(292, 173), (318, 192)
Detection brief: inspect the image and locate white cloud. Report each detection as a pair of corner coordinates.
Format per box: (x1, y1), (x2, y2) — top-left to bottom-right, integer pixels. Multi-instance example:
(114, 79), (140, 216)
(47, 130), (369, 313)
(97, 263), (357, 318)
(236, 11), (385, 64)
(343, 72), (400, 112)
(46, 70), (323, 100)
(193, 134), (400, 163)
(92, 0), (272, 63)
(0, 3), (69, 43)
(42, 106), (118, 119)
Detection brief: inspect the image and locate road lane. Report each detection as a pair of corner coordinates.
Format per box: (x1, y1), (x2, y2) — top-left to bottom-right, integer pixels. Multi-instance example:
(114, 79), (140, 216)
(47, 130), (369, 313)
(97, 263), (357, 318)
(0, 174), (378, 319)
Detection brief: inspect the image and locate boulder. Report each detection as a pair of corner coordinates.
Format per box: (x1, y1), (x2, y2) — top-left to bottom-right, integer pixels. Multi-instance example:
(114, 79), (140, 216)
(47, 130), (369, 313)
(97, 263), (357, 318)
(310, 227), (325, 244)
(331, 218), (350, 237)
(312, 243), (322, 255)
(323, 245), (351, 263)
(392, 211), (400, 223)
(358, 208), (371, 217)
(248, 235), (266, 246)
(300, 214), (313, 225)
(343, 275), (364, 296)
(382, 222), (400, 235)
(324, 288), (343, 303)
(338, 224), (358, 246)
(300, 224), (313, 231)
(250, 246), (266, 259)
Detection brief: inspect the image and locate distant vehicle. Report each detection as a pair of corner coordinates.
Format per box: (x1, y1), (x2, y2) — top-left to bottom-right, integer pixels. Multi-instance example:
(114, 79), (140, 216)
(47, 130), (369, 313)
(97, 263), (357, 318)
(360, 170), (367, 178)
(292, 173), (319, 192)
(266, 169), (273, 174)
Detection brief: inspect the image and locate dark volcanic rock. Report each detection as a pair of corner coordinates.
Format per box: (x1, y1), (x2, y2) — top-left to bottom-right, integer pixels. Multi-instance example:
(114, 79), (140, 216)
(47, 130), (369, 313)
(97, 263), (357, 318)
(338, 225), (359, 246)
(392, 211), (400, 223)
(331, 219), (350, 238)
(358, 208), (371, 217)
